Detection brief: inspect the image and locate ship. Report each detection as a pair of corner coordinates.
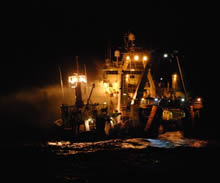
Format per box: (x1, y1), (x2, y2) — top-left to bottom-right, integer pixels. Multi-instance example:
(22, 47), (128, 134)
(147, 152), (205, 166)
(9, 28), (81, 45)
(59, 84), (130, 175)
(55, 32), (203, 140)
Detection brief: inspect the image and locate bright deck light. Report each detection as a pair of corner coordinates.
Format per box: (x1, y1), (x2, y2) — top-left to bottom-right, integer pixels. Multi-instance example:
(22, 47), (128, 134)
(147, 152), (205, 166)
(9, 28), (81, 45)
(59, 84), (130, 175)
(143, 56), (148, 61)
(68, 74), (87, 88)
(134, 55), (139, 61)
(103, 82), (108, 88)
(164, 53), (168, 58)
(172, 74), (177, 81)
(68, 75), (87, 84)
(126, 56), (130, 60)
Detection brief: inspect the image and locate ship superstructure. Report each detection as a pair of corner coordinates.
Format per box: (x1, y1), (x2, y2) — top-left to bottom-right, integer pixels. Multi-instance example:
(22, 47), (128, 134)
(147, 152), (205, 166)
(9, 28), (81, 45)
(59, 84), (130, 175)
(100, 33), (156, 127)
(57, 32), (203, 139)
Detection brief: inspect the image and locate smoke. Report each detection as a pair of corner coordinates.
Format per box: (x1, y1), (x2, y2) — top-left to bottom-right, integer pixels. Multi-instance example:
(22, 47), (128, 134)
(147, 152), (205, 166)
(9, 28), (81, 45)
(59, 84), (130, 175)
(0, 59), (106, 141)
(0, 80), (104, 133)
(0, 85), (69, 131)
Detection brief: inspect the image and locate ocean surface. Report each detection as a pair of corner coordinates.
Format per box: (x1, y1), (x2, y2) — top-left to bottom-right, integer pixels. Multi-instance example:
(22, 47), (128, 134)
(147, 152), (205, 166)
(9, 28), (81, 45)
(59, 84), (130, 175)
(4, 131), (220, 182)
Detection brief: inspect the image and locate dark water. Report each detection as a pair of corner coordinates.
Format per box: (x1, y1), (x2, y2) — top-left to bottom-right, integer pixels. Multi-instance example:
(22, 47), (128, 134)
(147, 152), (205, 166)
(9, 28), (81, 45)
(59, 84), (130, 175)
(4, 131), (220, 182)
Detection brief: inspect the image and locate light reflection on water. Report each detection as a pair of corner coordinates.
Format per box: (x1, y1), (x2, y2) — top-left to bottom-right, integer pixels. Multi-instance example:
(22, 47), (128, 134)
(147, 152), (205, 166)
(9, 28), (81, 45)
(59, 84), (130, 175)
(47, 131), (209, 156)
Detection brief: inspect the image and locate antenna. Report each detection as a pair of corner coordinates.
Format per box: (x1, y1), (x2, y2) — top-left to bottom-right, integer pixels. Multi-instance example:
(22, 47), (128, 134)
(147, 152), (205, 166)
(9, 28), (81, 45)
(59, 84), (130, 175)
(123, 32), (129, 51)
(58, 65), (64, 100)
(84, 64), (87, 78)
(176, 56), (188, 101)
(76, 56), (79, 74)
(84, 64), (88, 94)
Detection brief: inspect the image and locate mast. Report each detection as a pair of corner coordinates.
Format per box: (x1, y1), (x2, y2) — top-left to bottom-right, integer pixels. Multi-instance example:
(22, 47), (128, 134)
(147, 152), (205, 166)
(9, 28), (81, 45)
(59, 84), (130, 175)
(84, 64), (88, 95)
(75, 56), (83, 108)
(176, 55), (188, 101)
(76, 56), (79, 74)
(58, 65), (64, 101)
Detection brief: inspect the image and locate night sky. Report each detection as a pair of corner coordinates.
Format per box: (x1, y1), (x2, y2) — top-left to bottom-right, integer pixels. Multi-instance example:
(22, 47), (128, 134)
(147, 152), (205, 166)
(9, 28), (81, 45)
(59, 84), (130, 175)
(10, 1), (211, 95)
(2, 1), (218, 140)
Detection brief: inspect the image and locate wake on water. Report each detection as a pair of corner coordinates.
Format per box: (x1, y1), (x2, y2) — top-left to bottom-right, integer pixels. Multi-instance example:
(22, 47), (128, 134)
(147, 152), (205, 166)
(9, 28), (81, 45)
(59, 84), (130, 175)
(45, 131), (214, 156)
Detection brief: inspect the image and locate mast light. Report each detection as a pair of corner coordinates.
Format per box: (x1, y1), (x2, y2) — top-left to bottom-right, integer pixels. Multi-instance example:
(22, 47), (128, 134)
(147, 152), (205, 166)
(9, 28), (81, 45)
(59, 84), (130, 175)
(68, 74), (87, 88)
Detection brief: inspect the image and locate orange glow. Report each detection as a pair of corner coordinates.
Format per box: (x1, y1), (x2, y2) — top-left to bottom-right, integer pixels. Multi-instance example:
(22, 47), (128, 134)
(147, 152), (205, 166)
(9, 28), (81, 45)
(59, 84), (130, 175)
(126, 56), (130, 60)
(134, 55), (139, 61)
(172, 74), (177, 81)
(197, 97), (201, 102)
(68, 76), (77, 84)
(79, 75), (87, 83)
(68, 74), (87, 88)
(143, 56), (148, 61)
(103, 82), (108, 88)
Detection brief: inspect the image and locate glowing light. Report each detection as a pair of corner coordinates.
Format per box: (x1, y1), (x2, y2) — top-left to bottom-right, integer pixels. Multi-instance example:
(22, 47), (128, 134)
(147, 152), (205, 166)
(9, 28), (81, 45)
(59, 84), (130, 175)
(126, 56), (130, 60)
(162, 110), (173, 120)
(47, 141), (71, 146)
(164, 53), (168, 58)
(110, 120), (113, 126)
(109, 117), (116, 127)
(134, 55), (139, 61)
(172, 74), (177, 81)
(123, 93), (127, 96)
(141, 98), (145, 104)
(154, 98), (158, 102)
(48, 142), (57, 146)
(181, 98), (185, 102)
(125, 74), (129, 81)
(193, 97), (203, 109)
(68, 74), (87, 88)
(112, 82), (119, 91)
(143, 56), (148, 61)
(85, 118), (94, 131)
(103, 102), (107, 105)
(103, 82), (108, 88)
(68, 76), (77, 84)
(79, 75), (87, 83)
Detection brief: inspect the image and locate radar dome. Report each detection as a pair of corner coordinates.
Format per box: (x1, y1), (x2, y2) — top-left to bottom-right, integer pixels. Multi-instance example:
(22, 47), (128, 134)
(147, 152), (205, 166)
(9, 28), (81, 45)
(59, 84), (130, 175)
(114, 50), (120, 57)
(128, 33), (135, 41)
